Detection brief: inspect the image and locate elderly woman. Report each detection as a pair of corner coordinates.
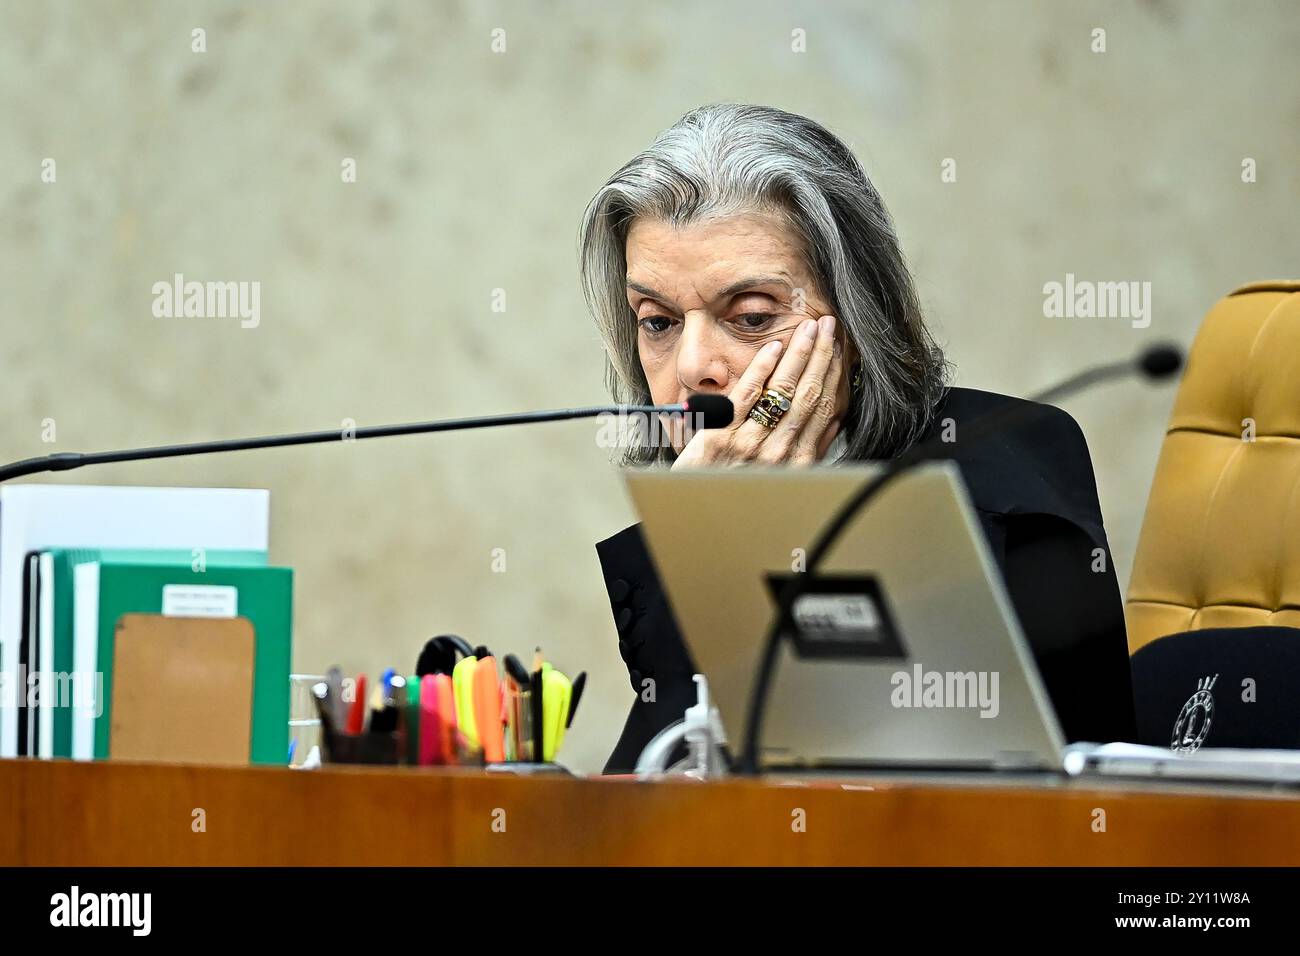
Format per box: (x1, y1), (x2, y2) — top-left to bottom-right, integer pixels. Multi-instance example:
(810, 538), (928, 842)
(581, 104), (1136, 773)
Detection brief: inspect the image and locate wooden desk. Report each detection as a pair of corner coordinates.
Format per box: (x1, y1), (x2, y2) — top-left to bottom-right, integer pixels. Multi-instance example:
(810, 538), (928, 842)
(3, 758), (1298, 865)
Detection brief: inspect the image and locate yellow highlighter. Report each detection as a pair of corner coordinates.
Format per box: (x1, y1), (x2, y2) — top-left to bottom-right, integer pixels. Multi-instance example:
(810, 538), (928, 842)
(541, 665), (572, 762)
(452, 655), (480, 752)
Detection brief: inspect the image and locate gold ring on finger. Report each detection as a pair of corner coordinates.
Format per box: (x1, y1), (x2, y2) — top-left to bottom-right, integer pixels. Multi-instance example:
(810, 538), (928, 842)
(752, 390), (791, 426)
(764, 386), (794, 410)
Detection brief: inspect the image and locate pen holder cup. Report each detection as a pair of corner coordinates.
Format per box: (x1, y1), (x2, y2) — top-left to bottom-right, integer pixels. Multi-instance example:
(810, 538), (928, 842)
(323, 731), (402, 765)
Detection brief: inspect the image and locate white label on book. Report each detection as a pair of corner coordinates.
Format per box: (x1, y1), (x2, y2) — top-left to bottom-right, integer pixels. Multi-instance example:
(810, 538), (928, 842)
(162, 584), (238, 619)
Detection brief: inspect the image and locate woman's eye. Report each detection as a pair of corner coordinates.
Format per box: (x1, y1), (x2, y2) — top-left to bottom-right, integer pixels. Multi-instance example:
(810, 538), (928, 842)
(638, 315), (676, 335)
(735, 312), (777, 331)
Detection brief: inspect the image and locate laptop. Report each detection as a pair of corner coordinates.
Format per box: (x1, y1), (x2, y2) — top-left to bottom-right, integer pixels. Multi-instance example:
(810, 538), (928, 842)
(624, 461), (1067, 771)
(627, 463), (1300, 784)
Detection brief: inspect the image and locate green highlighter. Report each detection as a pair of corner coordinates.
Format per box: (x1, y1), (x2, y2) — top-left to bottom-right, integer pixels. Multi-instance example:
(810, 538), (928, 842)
(404, 674), (421, 764)
(540, 664), (572, 763)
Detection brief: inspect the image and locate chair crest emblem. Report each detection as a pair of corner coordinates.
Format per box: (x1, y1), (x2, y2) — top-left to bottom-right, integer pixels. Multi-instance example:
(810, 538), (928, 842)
(1170, 674), (1218, 754)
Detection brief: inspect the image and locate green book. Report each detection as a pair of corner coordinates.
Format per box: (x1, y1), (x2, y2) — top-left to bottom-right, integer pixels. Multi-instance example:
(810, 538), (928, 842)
(81, 559), (291, 765)
(47, 548), (266, 759)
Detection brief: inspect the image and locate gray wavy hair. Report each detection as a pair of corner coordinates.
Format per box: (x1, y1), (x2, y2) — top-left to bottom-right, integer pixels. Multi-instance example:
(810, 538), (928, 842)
(578, 103), (949, 465)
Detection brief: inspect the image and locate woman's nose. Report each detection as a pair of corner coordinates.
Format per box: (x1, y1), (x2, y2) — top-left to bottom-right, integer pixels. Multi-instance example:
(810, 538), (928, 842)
(675, 313), (730, 392)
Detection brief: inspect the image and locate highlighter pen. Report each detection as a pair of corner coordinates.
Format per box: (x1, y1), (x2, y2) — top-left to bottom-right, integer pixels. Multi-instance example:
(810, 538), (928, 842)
(420, 674), (457, 766)
(473, 656), (505, 763)
(418, 674), (440, 766)
(433, 673), (457, 764)
(452, 655), (480, 751)
(404, 674), (421, 764)
(543, 667), (572, 761)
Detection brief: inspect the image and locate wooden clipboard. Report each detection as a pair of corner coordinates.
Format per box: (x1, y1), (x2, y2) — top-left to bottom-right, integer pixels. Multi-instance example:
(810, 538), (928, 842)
(110, 613), (255, 764)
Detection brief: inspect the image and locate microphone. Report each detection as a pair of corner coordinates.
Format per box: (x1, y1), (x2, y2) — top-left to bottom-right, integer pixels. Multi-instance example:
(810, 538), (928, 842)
(0, 394), (735, 483)
(737, 343), (1185, 774)
(1138, 344), (1183, 380)
(681, 393), (735, 430)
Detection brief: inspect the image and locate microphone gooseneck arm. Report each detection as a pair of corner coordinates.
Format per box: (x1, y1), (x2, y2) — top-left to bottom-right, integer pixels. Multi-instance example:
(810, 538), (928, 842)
(736, 346), (1184, 775)
(0, 402), (699, 483)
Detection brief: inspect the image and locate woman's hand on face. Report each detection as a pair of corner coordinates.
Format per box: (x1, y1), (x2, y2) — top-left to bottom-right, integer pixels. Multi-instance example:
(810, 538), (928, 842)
(671, 315), (844, 469)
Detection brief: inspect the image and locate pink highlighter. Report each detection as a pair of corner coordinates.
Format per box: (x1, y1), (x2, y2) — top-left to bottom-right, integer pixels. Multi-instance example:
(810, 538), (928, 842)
(419, 674), (457, 765)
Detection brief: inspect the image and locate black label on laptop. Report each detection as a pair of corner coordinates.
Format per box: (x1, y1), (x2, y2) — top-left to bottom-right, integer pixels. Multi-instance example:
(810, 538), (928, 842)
(764, 573), (907, 661)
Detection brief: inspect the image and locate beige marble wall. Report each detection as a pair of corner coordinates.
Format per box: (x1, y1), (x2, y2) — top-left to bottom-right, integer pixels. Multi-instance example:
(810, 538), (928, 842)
(2, 0), (1297, 772)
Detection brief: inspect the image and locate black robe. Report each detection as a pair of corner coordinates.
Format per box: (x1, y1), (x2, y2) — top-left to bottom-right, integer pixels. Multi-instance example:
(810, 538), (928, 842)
(596, 386), (1138, 773)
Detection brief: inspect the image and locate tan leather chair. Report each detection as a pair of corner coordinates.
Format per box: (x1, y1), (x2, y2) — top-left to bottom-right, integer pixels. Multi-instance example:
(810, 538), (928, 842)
(1126, 281), (1300, 653)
